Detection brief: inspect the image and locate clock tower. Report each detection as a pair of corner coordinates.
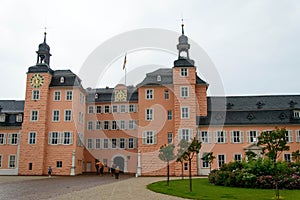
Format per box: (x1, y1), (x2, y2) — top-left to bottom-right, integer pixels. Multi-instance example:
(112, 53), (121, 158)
(19, 32), (54, 175)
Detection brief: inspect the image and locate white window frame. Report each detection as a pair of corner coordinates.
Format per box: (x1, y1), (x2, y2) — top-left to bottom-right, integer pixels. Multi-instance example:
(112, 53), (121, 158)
(296, 130), (300, 142)
(284, 153), (292, 162)
(218, 154), (226, 168)
(247, 130), (259, 143)
(96, 106), (102, 113)
(128, 120), (134, 130)
(120, 105), (126, 113)
(66, 90), (73, 101)
(32, 90), (40, 100)
(128, 138), (134, 149)
(285, 130), (293, 143)
(87, 138), (93, 149)
(63, 132), (73, 145)
(48, 132), (60, 145)
(56, 161), (63, 168)
(181, 106), (190, 119)
(16, 114), (22, 122)
(201, 131), (212, 144)
(8, 155), (16, 168)
(214, 131), (227, 144)
(129, 104), (136, 112)
(234, 154), (242, 162)
(30, 110), (38, 121)
(180, 68), (188, 77)
(95, 139), (101, 149)
(230, 131), (244, 144)
(87, 121), (93, 130)
(164, 90), (169, 99)
(28, 132), (36, 144)
(104, 121), (109, 130)
(142, 131), (157, 145)
(64, 110), (72, 121)
(88, 106), (94, 114)
(96, 121), (101, 130)
(112, 105), (118, 113)
(120, 120), (126, 130)
(103, 138), (109, 149)
(52, 110), (60, 122)
(111, 138), (117, 149)
(8, 133), (18, 145)
(146, 108), (153, 121)
(178, 129), (192, 142)
(54, 91), (61, 101)
(180, 86), (189, 98)
(120, 138), (125, 149)
(0, 114), (5, 122)
(0, 133), (6, 145)
(146, 89), (154, 100)
(104, 105), (110, 113)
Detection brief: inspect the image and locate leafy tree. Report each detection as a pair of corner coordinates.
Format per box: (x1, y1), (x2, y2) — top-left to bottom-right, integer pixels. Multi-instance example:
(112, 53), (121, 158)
(159, 144), (176, 186)
(201, 152), (215, 173)
(183, 138), (202, 192)
(257, 127), (290, 200)
(176, 139), (189, 179)
(292, 150), (300, 164)
(245, 150), (257, 161)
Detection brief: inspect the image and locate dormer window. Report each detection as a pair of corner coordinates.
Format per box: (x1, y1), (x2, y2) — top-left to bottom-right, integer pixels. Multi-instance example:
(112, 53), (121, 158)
(60, 77), (65, 83)
(16, 114), (22, 122)
(0, 114), (6, 122)
(95, 93), (98, 99)
(157, 75), (161, 82)
(294, 110), (300, 119)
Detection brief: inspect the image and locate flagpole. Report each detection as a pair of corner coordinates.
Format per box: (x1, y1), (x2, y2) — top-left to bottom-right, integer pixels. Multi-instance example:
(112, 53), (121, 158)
(123, 52), (127, 86)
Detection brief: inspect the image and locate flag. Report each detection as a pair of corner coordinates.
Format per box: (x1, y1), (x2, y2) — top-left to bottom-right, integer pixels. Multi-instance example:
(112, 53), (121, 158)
(123, 53), (127, 70)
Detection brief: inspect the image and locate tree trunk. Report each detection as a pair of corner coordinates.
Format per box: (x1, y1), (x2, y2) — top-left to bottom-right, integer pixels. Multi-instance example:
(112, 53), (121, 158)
(274, 161), (279, 200)
(189, 158), (192, 192)
(167, 160), (170, 186)
(181, 161), (184, 180)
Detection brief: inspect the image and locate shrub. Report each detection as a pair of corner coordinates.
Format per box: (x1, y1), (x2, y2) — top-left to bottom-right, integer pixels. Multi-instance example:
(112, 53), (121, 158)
(208, 160), (300, 189)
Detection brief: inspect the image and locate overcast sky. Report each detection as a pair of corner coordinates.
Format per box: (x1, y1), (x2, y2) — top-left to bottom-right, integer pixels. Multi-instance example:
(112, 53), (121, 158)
(1, 0), (300, 100)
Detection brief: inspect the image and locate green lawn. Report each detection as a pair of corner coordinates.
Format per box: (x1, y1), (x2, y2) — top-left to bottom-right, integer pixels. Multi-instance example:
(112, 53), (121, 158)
(147, 178), (300, 200)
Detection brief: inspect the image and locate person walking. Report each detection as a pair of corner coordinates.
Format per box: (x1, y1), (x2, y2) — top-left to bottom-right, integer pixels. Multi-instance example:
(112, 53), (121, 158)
(48, 166), (52, 177)
(115, 166), (120, 179)
(111, 163), (116, 177)
(99, 161), (104, 176)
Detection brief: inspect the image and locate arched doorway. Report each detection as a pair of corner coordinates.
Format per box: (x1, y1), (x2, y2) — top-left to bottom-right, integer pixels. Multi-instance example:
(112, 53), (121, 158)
(113, 156), (125, 173)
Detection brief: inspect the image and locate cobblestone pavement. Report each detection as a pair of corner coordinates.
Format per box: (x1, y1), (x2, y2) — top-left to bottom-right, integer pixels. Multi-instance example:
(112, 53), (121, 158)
(0, 174), (133, 200)
(0, 175), (186, 200)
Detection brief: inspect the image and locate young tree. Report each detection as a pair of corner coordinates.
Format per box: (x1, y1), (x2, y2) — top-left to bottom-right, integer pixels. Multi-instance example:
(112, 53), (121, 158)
(158, 144), (176, 186)
(257, 127), (290, 200)
(292, 150), (300, 164)
(176, 139), (189, 179)
(201, 152), (215, 173)
(183, 138), (202, 192)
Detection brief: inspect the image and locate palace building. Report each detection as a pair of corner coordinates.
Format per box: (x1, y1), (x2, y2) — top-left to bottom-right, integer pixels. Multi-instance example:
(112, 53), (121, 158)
(0, 25), (300, 176)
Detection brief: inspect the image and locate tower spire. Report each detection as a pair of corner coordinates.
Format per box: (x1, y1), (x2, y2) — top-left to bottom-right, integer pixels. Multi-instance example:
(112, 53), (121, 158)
(181, 18), (184, 35)
(43, 31), (47, 43)
(36, 31), (51, 66)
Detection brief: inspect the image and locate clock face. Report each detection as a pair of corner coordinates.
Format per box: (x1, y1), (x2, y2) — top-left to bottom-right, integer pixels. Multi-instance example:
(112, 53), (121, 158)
(30, 74), (44, 88)
(115, 90), (127, 102)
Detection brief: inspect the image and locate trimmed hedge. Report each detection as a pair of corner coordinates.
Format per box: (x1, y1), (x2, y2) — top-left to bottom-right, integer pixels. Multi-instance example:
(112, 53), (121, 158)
(208, 158), (300, 189)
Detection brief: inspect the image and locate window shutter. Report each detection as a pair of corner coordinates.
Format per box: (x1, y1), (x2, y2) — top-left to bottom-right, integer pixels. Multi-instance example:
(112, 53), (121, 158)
(8, 134), (12, 144)
(190, 129), (193, 141)
(230, 131), (234, 143)
(240, 131), (244, 143)
(48, 133), (52, 144)
(208, 132), (212, 144)
(178, 129), (182, 142)
(69, 132), (73, 144)
(153, 132), (157, 144)
(214, 131), (218, 143)
(246, 131), (250, 143)
(3, 133), (6, 144)
(134, 138), (138, 148)
(224, 131), (228, 143)
(58, 132), (63, 144)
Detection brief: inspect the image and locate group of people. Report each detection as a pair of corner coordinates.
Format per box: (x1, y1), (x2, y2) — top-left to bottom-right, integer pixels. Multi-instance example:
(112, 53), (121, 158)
(95, 161), (120, 179)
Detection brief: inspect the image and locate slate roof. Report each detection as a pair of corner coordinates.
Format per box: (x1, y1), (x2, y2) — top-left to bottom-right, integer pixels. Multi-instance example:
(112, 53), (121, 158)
(50, 70), (82, 87)
(0, 100), (24, 113)
(198, 95), (300, 126)
(137, 68), (207, 87)
(174, 58), (195, 67)
(28, 63), (54, 73)
(86, 86), (138, 103)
